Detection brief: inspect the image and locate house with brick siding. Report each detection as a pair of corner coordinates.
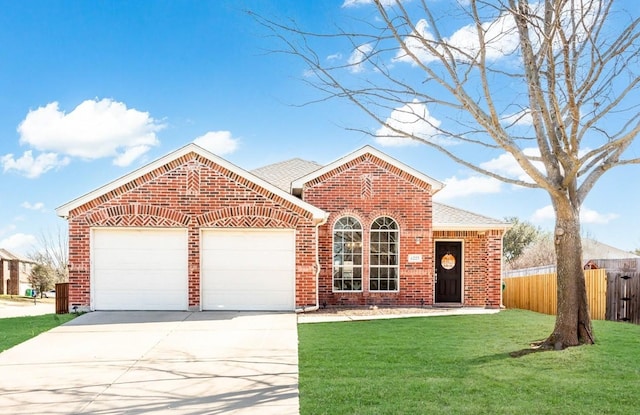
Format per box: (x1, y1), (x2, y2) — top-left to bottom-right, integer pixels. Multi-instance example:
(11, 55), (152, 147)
(0, 248), (35, 296)
(56, 143), (509, 312)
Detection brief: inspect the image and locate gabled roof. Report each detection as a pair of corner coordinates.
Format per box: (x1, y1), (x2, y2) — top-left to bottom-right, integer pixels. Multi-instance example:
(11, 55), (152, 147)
(251, 158), (322, 192)
(290, 145), (444, 195)
(583, 239), (640, 260)
(56, 143), (328, 223)
(433, 203), (511, 231)
(0, 248), (32, 262)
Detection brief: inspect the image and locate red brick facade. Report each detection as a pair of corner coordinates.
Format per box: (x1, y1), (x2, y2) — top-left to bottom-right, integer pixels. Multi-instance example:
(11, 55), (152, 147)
(301, 154), (504, 308)
(62, 145), (505, 311)
(66, 152), (319, 310)
(303, 154), (435, 307)
(433, 230), (504, 308)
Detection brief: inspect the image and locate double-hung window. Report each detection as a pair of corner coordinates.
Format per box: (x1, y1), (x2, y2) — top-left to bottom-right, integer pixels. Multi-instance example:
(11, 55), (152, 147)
(370, 217), (399, 291)
(333, 217), (363, 291)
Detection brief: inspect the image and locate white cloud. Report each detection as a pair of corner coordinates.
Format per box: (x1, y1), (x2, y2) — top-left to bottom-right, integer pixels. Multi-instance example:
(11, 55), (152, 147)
(480, 147), (543, 184)
(193, 131), (240, 155)
(395, 15), (520, 64)
(327, 53), (343, 61)
(580, 207), (619, 224)
(113, 145), (152, 167)
(1, 151), (70, 178)
(375, 100), (443, 146)
(347, 43), (373, 73)
(394, 2), (595, 66)
(393, 19), (438, 64)
(532, 205), (555, 222)
(433, 175), (502, 201)
(500, 109), (533, 127)
(342, 0), (397, 8)
(0, 233), (37, 256)
(21, 201), (46, 212)
(16, 98), (164, 167)
(532, 205), (619, 225)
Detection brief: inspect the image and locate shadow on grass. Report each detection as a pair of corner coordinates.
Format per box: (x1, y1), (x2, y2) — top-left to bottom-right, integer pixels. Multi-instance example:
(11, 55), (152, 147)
(508, 339), (556, 358)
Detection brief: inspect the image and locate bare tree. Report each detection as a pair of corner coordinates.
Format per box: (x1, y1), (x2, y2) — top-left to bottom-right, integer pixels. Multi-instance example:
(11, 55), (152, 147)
(507, 233), (556, 270)
(254, 0), (640, 348)
(28, 225), (69, 284)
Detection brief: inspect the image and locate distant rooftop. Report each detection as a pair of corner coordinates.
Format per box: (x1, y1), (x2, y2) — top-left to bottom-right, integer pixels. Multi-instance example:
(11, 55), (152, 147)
(0, 248), (32, 262)
(582, 238), (640, 261)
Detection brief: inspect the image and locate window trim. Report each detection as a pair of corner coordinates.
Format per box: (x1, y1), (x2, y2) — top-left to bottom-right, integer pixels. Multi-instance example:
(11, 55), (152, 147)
(369, 216), (400, 292)
(332, 216), (364, 293)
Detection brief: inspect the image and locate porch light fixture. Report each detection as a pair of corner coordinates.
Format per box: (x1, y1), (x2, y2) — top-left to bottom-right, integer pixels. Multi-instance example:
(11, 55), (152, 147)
(415, 236), (423, 245)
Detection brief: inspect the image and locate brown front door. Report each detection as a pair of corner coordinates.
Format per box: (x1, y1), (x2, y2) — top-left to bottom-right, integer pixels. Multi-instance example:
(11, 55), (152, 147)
(435, 241), (462, 303)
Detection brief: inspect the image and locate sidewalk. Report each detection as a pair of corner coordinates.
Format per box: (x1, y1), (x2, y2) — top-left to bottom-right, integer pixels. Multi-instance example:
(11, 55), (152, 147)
(0, 299), (55, 318)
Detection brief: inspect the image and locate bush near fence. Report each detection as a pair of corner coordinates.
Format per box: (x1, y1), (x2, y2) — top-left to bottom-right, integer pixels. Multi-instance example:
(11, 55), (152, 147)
(503, 269), (607, 320)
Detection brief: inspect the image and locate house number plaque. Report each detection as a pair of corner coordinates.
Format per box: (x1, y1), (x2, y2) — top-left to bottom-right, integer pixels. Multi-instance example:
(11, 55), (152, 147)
(408, 254), (423, 263)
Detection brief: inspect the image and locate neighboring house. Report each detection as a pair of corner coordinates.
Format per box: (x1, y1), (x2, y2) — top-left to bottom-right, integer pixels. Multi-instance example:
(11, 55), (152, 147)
(504, 238), (640, 277)
(0, 248), (34, 296)
(56, 144), (509, 312)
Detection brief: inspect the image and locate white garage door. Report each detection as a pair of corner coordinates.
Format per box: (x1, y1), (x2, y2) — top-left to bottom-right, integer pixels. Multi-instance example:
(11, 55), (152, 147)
(92, 228), (188, 310)
(201, 229), (295, 311)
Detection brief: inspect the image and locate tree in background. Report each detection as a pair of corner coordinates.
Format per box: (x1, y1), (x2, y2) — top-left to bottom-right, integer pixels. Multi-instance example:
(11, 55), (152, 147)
(508, 233), (557, 270)
(28, 226), (69, 285)
(257, 0), (640, 348)
(503, 217), (543, 266)
(28, 263), (54, 298)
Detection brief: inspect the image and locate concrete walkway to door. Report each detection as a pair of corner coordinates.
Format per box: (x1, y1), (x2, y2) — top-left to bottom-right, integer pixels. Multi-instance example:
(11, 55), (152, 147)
(0, 311), (299, 415)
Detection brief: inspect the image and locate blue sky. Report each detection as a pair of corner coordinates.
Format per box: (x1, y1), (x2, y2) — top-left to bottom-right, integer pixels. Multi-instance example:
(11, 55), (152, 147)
(1, 0), (638, 257)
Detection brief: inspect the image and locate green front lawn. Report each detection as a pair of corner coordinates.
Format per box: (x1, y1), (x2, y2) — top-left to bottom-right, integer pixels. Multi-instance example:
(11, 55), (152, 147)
(0, 314), (77, 353)
(298, 310), (640, 415)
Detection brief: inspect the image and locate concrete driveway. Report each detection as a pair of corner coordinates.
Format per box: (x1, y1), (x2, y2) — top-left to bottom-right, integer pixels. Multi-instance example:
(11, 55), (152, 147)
(0, 311), (299, 414)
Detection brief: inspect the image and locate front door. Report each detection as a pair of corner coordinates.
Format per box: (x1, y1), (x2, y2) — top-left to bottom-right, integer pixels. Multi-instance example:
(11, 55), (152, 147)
(435, 241), (462, 303)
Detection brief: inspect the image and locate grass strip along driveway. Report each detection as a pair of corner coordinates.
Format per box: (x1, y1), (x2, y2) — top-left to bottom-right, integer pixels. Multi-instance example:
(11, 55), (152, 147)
(0, 314), (76, 353)
(298, 309), (640, 415)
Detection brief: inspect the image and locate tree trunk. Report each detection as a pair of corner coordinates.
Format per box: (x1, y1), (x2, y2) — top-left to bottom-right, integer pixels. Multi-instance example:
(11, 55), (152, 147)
(543, 199), (594, 349)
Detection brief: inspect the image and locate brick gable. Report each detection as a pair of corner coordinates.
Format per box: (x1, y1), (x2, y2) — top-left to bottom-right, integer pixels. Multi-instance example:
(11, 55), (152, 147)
(301, 154), (504, 309)
(302, 156), (435, 307)
(66, 152), (319, 309)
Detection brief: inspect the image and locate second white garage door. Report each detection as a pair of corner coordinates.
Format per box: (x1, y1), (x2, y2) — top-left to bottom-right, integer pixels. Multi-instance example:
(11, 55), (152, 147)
(201, 229), (295, 311)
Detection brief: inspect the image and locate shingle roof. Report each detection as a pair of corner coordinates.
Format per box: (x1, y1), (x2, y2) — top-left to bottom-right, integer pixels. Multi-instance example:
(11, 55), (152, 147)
(291, 145), (444, 195)
(251, 158), (323, 192)
(0, 248), (32, 262)
(433, 202), (509, 230)
(252, 154), (509, 231)
(582, 239), (640, 260)
(56, 143), (327, 222)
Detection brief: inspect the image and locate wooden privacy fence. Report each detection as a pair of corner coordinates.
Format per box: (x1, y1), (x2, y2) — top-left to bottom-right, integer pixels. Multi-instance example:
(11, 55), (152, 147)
(503, 269), (607, 320)
(55, 282), (69, 314)
(606, 271), (640, 324)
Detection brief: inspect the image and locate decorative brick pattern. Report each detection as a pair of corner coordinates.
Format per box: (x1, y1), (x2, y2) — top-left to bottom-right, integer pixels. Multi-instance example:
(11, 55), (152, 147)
(303, 157), (436, 307)
(303, 156), (505, 309)
(186, 163), (200, 196)
(361, 174), (372, 199)
(67, 152), (317, 310)
(65, 148), (505, 311)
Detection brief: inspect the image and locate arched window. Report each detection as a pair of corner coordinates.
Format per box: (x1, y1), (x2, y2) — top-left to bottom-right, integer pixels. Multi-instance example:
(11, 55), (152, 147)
(370, 217), (399, 291)
(333, 216), (363, 291)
